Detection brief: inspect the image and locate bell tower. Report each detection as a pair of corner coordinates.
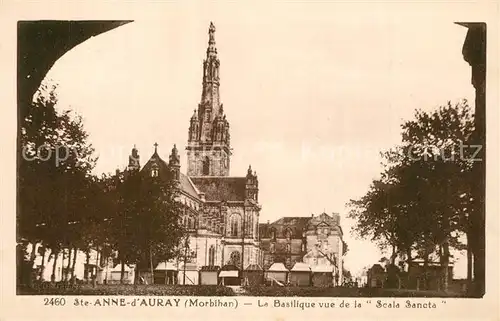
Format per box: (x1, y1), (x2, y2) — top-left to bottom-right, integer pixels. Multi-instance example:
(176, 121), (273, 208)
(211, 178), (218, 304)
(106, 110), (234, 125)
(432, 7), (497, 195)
(187, 22), (231, 177)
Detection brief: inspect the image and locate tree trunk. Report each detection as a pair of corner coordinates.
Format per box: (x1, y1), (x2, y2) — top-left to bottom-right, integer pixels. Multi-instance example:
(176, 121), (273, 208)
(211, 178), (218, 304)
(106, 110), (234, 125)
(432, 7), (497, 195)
(71, 247), (78, 283)
(39, 247), (47, 281)
(85, 251), (90, 283)
(120, 260), (125, 284)
(134, 264), (139, 288)
(27, 241), (38, 286)
(442, 242), (450, 292)
(405, 248), (412, 288)
(149, 247), (154, 285)
(423, 252), (429, 291)
(29, 242), (37, 265)
(466, 232), (473, 291)
(51, 250), (59, 283)
(94, 249), (100, 286)
(64, 248), (72, 281)
(390, 244), (397, 265)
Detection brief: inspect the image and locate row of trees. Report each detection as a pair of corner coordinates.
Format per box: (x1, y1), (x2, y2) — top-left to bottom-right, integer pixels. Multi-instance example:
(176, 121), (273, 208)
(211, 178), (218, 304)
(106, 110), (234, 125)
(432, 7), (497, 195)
(18, 85), (185, 286)
(348, 100), (479, 294)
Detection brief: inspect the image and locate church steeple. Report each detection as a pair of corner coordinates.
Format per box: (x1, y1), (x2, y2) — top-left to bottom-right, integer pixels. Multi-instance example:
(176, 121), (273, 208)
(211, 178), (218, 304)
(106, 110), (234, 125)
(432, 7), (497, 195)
(199, 22), (222, 139)
(186, 22), (231, 177)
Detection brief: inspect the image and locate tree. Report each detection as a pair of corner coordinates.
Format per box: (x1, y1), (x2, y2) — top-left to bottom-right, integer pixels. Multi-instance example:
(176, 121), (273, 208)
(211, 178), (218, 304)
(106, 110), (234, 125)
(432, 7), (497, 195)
(111, 167), (185, 284)
(18, 83), (97, 284)
(348, 100), (475, 292)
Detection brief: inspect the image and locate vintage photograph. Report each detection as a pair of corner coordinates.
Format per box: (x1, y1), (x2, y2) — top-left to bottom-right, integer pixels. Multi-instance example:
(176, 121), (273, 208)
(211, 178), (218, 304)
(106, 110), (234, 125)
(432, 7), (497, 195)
(16, 15), (486, 298)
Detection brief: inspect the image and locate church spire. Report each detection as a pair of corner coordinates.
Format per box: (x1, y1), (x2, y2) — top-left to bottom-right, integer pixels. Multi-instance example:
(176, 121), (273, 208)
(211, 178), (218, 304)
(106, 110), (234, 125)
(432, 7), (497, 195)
(200, 22), (221, 118)
(186, 22), (231, 177)
(207, 21), (217, 58)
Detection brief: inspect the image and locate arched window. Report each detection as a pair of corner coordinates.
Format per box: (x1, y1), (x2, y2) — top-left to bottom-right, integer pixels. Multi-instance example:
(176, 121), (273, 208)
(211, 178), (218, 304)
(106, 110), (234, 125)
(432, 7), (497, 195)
(230, 214), (240, 237)
(208, 245), (216, 266)
(285, 228), (292, 240)
(202, 157), (210, 175)
(151, 164), (159, 177)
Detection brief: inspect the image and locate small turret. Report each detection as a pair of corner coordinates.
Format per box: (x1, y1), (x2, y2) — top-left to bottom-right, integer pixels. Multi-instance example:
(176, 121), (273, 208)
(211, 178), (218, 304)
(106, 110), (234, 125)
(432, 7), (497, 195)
(128, 145), (140, 171)
(245, 165), (259, 201)
(169, 144), (181, 181)
(189, 109), (200, 142)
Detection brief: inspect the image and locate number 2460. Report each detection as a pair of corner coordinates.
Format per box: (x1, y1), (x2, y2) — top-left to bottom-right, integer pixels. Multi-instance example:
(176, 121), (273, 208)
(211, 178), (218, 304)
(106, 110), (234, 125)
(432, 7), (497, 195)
(44, 298), (66, 306)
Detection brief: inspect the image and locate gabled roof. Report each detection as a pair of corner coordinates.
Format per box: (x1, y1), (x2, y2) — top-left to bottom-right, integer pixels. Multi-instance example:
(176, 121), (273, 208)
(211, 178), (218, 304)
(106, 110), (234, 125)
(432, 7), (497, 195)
(141, 151), (170, 180)
(140, 151), (200, 201)
(190, 176), (246, 202)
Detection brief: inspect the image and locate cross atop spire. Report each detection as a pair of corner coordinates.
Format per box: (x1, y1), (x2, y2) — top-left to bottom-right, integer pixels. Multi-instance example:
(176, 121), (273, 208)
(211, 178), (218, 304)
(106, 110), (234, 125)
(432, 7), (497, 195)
(154, 142), (158, 153)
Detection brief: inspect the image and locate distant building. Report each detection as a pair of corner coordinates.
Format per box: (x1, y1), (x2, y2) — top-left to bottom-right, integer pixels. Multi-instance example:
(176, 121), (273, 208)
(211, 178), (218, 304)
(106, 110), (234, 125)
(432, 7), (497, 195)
(259, 213), (344, 284)
(366, 264), (386, 288)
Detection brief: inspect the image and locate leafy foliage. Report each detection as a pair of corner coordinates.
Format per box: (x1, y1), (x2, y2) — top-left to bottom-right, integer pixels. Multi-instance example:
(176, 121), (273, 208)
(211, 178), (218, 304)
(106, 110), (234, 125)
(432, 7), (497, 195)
(347, 100), (474, 287)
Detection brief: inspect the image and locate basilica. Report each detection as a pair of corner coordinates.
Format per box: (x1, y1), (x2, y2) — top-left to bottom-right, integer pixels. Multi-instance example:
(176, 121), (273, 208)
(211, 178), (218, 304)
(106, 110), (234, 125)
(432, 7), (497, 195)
(127, 22), (262, 279)
(28, 22), (344, 286)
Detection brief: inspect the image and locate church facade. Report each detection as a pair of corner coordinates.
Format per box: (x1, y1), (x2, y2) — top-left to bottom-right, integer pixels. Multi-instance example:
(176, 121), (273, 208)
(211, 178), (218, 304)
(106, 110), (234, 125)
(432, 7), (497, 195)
(127, 22), (262, 277)
(25, 22), (345, 286)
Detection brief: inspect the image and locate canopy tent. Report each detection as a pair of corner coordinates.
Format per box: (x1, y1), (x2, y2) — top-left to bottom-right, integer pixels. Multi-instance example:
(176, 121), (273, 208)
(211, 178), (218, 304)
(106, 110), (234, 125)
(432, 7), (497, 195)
(266, 263), (289, 285)
(291, 262), (311, 272)
(311, 265), (333, 287)
(154, 262), (179, 285)
(178, 263), (199, 285)
(219, 264), (241, 286)
(155, 262), (178, 271)
(200, 266), (220, 285)
(105, 264), (135, 284)
(290, 262), (311, 286)
(219, 270), (239, 278)
(268, 263), (289, 272)
(111, 263), (134, 272)
(243, 264), (264, 286)
(311, 265), (334, 273)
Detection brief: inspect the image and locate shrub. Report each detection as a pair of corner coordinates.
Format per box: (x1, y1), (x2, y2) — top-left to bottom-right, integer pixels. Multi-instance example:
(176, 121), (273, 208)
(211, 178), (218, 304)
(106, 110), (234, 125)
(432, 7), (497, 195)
(18, 284), (235, 296)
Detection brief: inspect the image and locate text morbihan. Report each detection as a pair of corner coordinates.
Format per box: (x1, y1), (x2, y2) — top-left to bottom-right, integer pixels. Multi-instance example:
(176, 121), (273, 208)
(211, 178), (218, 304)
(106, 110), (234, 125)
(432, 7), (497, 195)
(187, 298), (235, 308)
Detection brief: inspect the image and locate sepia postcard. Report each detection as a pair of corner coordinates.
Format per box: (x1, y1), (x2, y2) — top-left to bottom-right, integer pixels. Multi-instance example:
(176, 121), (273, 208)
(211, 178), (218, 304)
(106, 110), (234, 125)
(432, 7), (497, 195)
(0, 1), (498, 320)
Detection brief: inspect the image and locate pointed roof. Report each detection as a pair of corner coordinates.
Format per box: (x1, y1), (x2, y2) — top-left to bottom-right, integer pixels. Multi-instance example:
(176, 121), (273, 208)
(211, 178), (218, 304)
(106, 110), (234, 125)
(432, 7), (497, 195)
(291, 262), (311, 272)
(141, 146), (200, 201)
(267, 263), (289, 272)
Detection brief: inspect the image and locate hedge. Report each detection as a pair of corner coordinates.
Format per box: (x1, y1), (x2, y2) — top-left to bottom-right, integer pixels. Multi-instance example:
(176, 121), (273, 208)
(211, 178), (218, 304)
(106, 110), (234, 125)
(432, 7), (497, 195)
(18, 284), (235, 296)
(242, 286), (466, 297)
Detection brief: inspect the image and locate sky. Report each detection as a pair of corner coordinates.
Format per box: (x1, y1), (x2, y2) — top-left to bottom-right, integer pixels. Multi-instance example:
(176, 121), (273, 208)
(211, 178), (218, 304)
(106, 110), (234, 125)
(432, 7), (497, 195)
(40, 5), (474, 277)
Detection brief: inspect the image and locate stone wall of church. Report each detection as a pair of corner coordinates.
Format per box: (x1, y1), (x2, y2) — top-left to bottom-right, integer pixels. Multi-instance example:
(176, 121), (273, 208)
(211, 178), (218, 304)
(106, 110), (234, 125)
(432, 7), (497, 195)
(186, 149), (229, 176)
(185, 234), (223, 268)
